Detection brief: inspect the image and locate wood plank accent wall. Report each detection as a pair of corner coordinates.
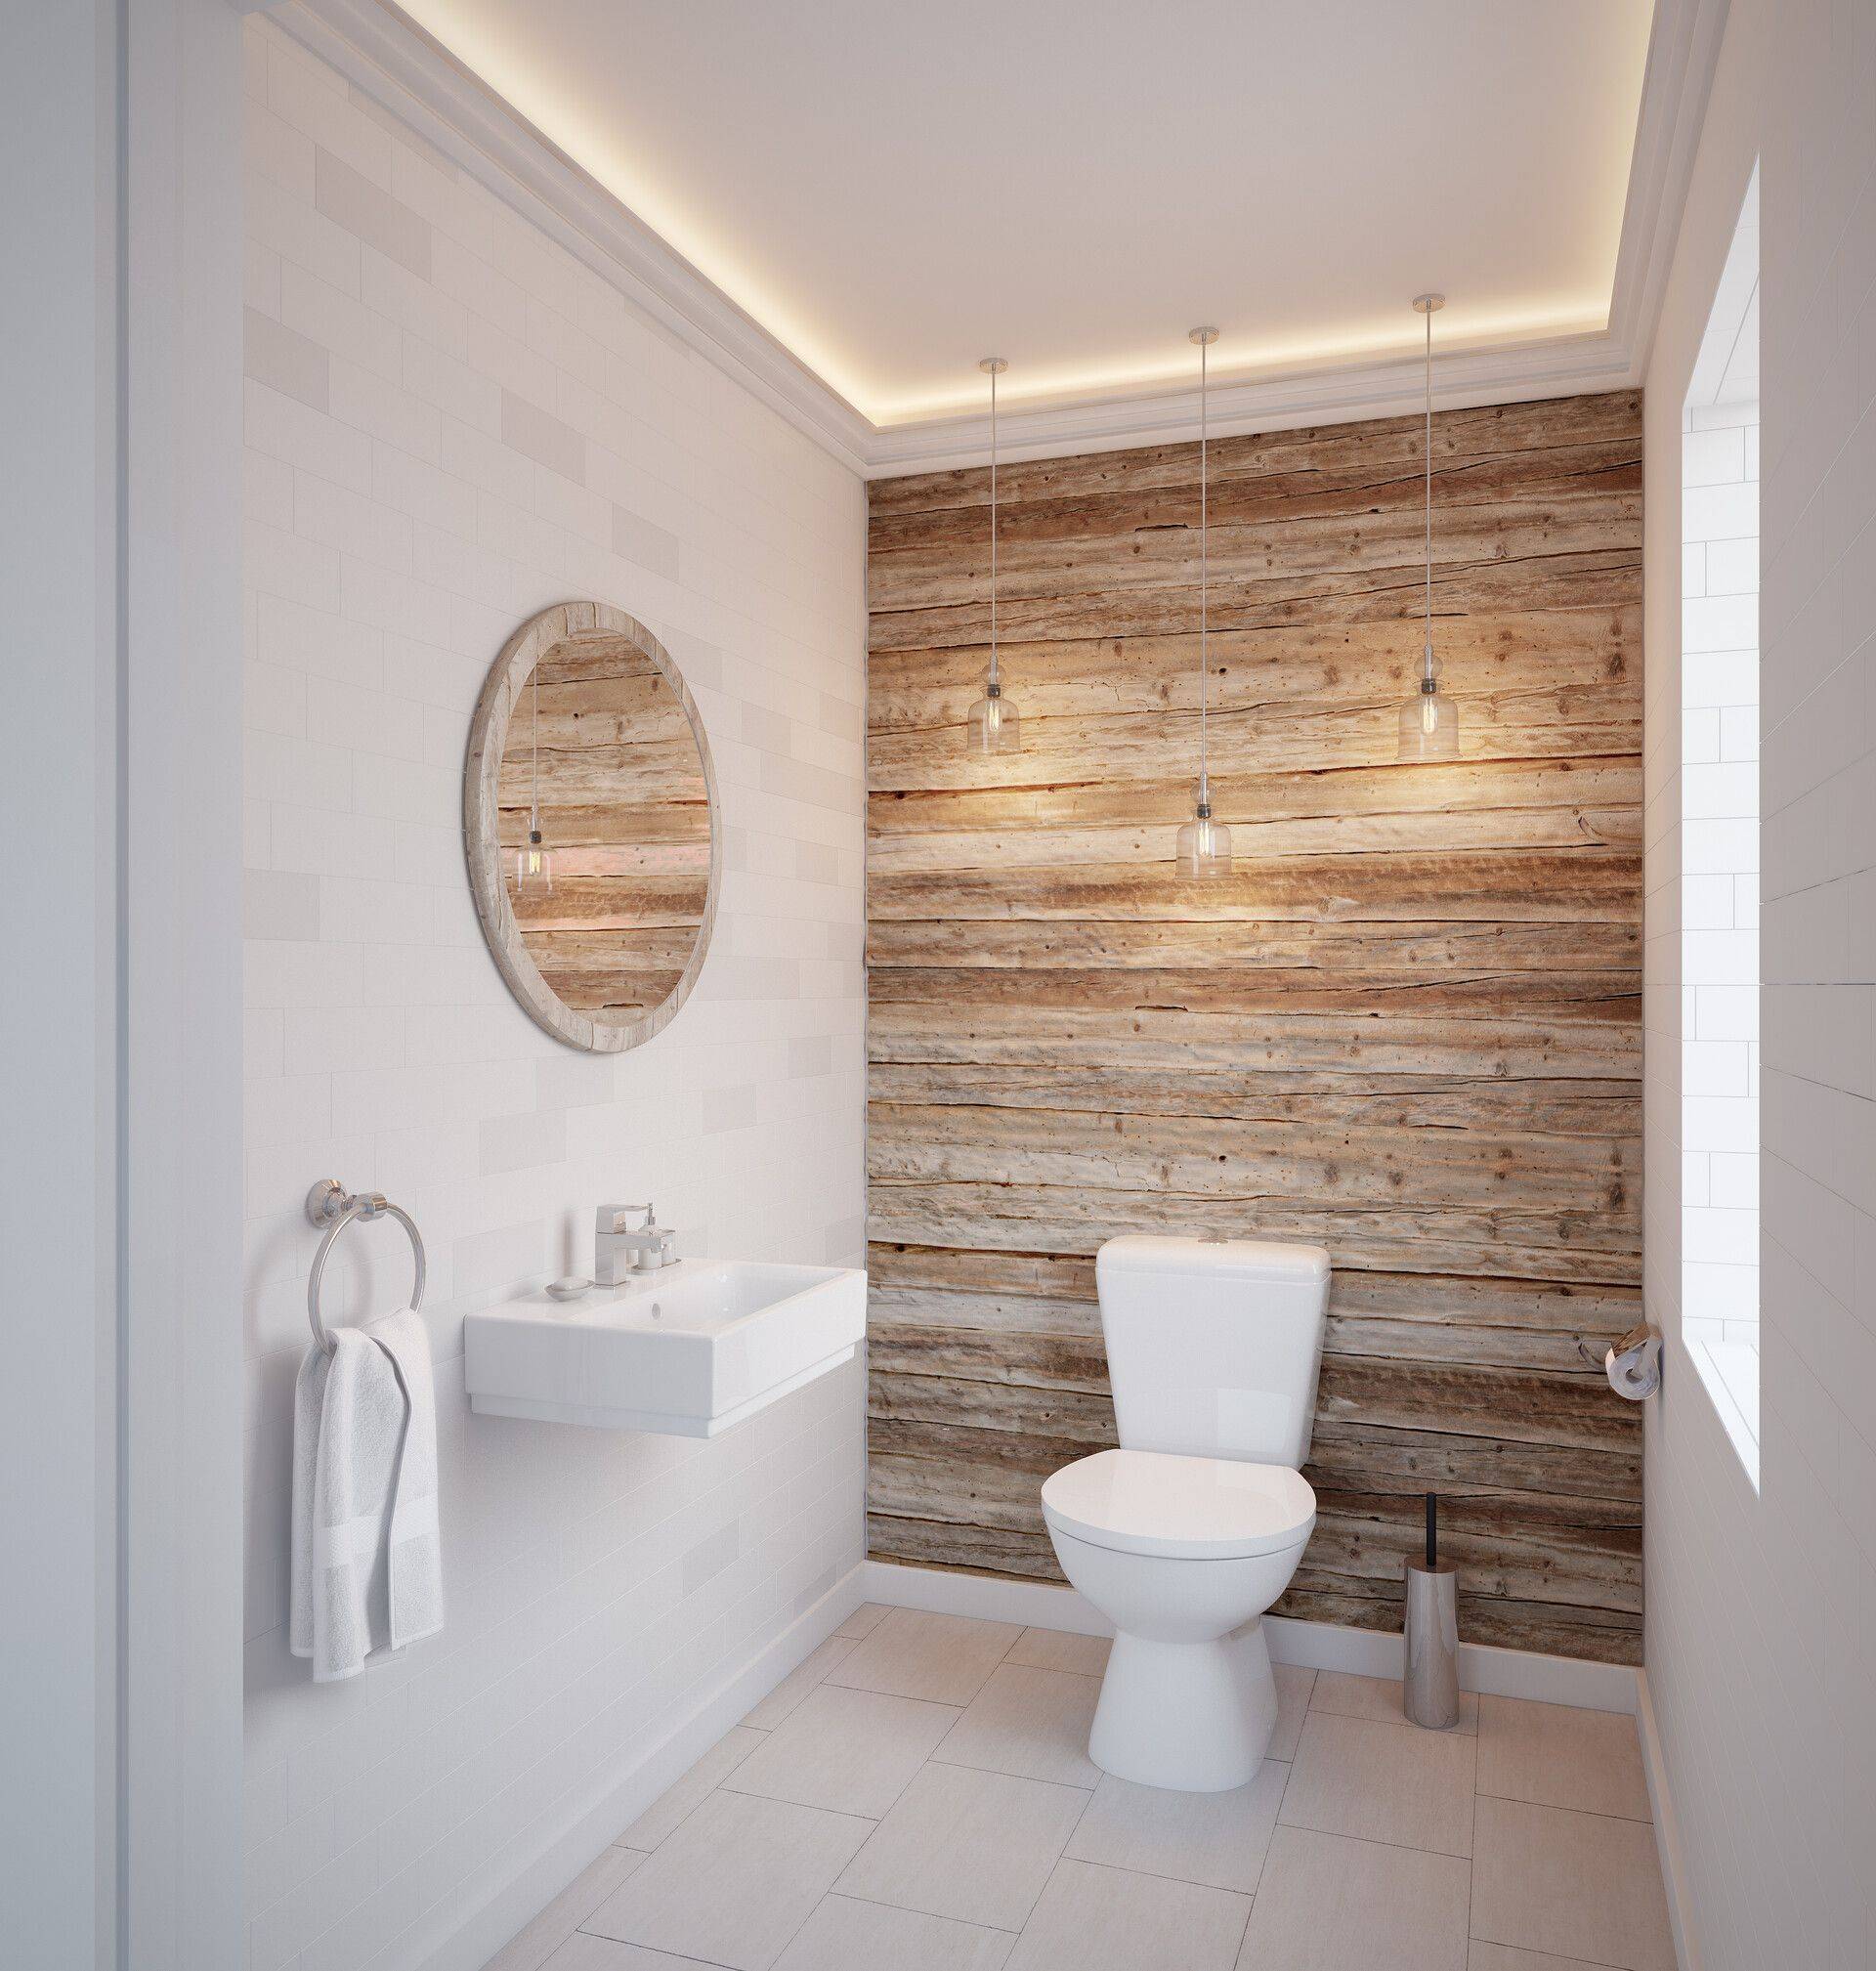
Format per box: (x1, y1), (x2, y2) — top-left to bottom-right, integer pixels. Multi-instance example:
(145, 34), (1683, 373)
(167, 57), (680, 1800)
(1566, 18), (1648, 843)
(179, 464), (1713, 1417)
(498, 635), (710, 1018)
(864, 391), (1646, 1665)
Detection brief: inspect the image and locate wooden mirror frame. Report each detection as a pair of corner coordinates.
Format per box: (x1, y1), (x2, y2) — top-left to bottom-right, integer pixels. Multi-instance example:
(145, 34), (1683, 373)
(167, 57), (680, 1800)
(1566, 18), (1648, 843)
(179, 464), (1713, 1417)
(464, 599), (721, 1052)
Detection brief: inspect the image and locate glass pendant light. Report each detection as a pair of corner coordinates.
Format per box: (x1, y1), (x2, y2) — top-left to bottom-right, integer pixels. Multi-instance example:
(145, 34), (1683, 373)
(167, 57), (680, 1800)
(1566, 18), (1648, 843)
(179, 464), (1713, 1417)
(1175, 326), (1232, 878)
(966, 357), (1020, 754)
(1398, 292), (1460, 762)
(516, 660), (552, 892)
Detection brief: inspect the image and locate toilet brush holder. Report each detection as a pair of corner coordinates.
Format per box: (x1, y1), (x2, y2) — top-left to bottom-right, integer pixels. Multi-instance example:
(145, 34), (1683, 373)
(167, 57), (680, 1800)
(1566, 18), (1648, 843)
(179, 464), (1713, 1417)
(1402, 1492), (1461, 1730)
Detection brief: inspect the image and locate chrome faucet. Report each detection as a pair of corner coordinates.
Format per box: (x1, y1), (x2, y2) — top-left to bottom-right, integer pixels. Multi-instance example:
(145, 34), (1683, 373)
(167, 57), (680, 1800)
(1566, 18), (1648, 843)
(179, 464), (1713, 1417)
(596, 1203), (677, 1283)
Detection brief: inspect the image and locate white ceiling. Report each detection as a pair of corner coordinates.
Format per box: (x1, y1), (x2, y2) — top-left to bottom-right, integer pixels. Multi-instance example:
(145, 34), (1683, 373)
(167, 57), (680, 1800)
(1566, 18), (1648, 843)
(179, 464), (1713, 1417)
(394, 0), (1656, 431)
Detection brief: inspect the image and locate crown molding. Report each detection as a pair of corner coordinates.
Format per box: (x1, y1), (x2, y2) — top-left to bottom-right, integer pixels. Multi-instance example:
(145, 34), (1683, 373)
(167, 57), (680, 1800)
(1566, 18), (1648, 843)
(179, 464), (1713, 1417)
(1605, 0), (1731, 378)
(272, 0), (877, 473)
(276, 0), (1721, 480)
(868, 330), (1642, 476)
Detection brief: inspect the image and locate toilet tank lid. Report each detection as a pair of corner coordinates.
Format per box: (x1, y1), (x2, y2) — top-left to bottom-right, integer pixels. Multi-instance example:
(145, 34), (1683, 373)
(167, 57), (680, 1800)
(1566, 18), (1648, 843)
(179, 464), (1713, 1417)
(1096, 1235), (1330, 1285)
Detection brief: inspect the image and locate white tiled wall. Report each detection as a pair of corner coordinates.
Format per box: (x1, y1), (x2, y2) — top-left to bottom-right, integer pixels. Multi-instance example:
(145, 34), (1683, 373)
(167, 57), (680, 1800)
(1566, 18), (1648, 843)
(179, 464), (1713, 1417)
(238, 21), (867, 1971)
(1681, 393), (1760, 1356)
(1642, 3), (1876, 1967)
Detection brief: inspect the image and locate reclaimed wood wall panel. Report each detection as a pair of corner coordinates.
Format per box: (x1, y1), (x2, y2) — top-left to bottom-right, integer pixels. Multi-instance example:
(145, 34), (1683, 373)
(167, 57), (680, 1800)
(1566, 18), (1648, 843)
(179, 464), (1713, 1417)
(865, 391), (1645, 1665)
(497, 634), (711, 1017)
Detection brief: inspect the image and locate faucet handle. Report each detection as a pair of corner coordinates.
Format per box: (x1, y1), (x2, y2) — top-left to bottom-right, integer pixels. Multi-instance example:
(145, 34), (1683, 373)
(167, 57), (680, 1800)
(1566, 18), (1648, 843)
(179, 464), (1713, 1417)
(597, 1202), (653, 1234)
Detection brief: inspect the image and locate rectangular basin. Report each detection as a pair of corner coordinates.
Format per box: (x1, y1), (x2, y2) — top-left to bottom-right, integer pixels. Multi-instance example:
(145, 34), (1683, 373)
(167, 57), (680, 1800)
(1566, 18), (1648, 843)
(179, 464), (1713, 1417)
(464, 1259), (866, 1436)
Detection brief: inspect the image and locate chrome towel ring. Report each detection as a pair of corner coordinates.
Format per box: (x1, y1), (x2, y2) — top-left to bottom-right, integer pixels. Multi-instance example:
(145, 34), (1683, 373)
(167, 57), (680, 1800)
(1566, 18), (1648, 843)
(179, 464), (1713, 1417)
(305, 1178), (427, 1354)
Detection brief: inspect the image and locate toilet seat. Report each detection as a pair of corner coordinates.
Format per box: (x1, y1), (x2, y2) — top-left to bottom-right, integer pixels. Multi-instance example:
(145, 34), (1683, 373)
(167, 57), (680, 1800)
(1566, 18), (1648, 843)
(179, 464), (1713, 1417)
(1042, 1447), (1316, 1562)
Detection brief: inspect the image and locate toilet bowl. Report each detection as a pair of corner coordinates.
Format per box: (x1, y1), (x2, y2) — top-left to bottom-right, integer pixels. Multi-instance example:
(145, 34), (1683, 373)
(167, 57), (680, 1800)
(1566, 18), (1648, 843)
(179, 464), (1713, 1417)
(1043, 1236), (1331, 1793)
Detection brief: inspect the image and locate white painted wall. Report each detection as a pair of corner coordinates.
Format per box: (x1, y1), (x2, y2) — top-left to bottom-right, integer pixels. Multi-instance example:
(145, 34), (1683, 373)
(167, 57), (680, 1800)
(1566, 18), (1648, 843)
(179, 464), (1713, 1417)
(1642, 1), (1876, 1965)
(3, 6), (121, 1964)
(6, 4), (248, 1966)
(125, 2), (249, 1962)
(237, 20), (868, 1970)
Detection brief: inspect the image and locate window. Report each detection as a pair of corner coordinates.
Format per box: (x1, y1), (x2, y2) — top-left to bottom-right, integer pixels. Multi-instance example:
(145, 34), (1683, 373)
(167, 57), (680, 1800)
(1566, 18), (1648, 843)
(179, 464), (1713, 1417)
(1681, 164), (1760, 1482)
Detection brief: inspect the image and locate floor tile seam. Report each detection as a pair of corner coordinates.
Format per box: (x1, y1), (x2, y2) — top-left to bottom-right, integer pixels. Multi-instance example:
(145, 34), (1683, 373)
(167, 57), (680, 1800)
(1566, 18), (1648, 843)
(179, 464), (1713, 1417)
(1048, 1846), (1267, 1910)
(1004, 1658), (1105, 1681)
(1226, 1880), (1255, 1968)
(820, 1887), (1022, 1938)
(611, 1731), (772, 1857)
(1063, 1757), (1297, 1884)
(1055, 1847), (1272, 1901)
(746, 1646), (848, 1728)
(822, 1665), (1004, 1706)
(820, 1880), (1023, 1934)
(1300, 1706), (1483, 1753)
(728, 1722), (954, 1824)
(717, 1763), (899, 1820)
(1466, 1912), (1665, 1971)
(1268, 1752), (1299, 1830)
(1012, 1852), (1079, 1947)
(1471, 1787), (1655, 1826)
(563, 1929), (737, 1969)
(576, 1799), (882, 1967)
(760, 1867), (860, 1971)
(1022, 1852), (1257, 1971)
(1042, 1769), (1104, 1930)
(753, 1681), (965, 1741)
(1272, 1808), (1476, 1864)
(1466, 1760), (1478, 1962)
(1307, 1692), (1479, 1737)
(924, 1747), (1102, 1790)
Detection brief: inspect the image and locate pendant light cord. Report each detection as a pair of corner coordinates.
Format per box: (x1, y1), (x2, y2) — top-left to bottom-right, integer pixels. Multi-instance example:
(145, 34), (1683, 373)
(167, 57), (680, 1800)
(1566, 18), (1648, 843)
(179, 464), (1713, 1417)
(1198, 333), (1210, 800)
(988, 364), (999, 695)
(1424, 305), (1433, 681)
(531, 661), (541, 830)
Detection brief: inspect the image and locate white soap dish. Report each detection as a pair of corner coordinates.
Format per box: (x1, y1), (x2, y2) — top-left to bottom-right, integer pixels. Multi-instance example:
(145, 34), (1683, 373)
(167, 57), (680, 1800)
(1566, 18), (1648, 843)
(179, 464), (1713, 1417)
(546, 1276), (592, 1303)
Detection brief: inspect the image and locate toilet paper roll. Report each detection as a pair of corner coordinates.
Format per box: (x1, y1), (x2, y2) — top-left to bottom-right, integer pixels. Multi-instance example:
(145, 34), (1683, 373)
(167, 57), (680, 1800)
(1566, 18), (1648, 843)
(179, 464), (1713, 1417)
(1603, 1323), (1662, 1400)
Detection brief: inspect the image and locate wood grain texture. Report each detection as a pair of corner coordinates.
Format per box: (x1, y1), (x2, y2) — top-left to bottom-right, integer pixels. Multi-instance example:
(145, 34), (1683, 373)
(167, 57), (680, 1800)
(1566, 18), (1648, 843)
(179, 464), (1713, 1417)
(464, 600), (720, 1053)
(864, 393), (1645, 1664)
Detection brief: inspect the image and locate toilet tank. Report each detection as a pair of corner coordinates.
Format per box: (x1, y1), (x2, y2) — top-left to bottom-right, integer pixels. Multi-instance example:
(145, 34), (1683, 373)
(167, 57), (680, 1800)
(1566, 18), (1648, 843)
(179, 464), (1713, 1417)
(1096, 1235), (1332, 1466)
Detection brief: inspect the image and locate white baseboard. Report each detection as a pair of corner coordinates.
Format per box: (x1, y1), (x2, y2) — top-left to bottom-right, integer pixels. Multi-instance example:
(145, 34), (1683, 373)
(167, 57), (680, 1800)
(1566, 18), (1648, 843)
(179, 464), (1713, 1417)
(415, 1564), (868, 1971)
(859, 1558), (1114, 1635)
(1636, 1668), (1700, 1970)
(858, 1560), (1641, 1715)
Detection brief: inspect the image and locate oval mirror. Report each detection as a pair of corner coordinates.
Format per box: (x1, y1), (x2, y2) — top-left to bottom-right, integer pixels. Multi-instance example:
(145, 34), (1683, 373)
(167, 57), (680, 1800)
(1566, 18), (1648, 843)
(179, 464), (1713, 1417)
(465, 599), (719, 1052)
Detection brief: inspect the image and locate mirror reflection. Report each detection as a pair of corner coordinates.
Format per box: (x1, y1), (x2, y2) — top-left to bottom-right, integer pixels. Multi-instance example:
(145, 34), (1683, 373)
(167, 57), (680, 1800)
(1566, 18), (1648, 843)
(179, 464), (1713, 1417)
(467, 603), (716, 1052)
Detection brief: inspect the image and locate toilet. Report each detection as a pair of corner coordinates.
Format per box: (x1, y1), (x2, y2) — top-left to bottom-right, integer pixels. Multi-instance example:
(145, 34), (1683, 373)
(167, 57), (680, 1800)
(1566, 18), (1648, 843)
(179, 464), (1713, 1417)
(1042, 1234), (1331, 1793)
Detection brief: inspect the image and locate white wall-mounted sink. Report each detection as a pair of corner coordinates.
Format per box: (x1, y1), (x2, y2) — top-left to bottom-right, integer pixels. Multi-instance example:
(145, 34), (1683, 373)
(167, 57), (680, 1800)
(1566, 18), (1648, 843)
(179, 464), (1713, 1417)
(464, 1259), (866, 1437)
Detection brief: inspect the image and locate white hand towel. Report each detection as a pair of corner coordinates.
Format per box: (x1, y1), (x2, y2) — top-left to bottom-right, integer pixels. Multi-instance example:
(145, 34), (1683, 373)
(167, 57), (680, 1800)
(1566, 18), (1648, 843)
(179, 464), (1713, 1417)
(366, 1309), (444, 1652)
(288, 1340), (331, 1662)
(300, 1327), (409, 1682)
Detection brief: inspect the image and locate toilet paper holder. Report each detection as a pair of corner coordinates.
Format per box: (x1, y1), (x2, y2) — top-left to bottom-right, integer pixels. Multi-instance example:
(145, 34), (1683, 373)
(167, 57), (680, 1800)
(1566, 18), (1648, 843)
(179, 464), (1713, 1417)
(1579, 1323), (1662, 1400)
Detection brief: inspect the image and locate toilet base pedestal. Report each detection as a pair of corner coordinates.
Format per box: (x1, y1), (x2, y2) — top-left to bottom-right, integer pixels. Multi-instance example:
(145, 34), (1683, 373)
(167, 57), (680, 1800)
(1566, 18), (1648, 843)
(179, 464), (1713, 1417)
(1087, 1618), (1277, 1792)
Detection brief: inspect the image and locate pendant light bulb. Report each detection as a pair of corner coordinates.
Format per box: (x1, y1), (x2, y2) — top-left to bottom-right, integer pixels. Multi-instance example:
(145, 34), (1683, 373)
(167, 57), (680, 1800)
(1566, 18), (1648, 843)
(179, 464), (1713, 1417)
(966, 358), (1021, 755)
(1176, 327), (1232, 878)
(1399, 293), (1460, 762)
(517, 663), (553, 893)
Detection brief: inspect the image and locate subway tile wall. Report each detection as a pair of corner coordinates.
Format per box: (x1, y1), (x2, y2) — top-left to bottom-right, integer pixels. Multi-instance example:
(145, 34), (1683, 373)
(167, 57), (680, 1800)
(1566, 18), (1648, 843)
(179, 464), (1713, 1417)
(1680, 396), (1761, 1351)
(238, 20), (867, 1971)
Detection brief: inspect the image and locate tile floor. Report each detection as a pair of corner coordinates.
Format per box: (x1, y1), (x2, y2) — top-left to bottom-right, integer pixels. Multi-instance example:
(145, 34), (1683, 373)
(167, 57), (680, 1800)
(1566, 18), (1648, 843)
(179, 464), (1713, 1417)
(484, 1607), (1676, 1971)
